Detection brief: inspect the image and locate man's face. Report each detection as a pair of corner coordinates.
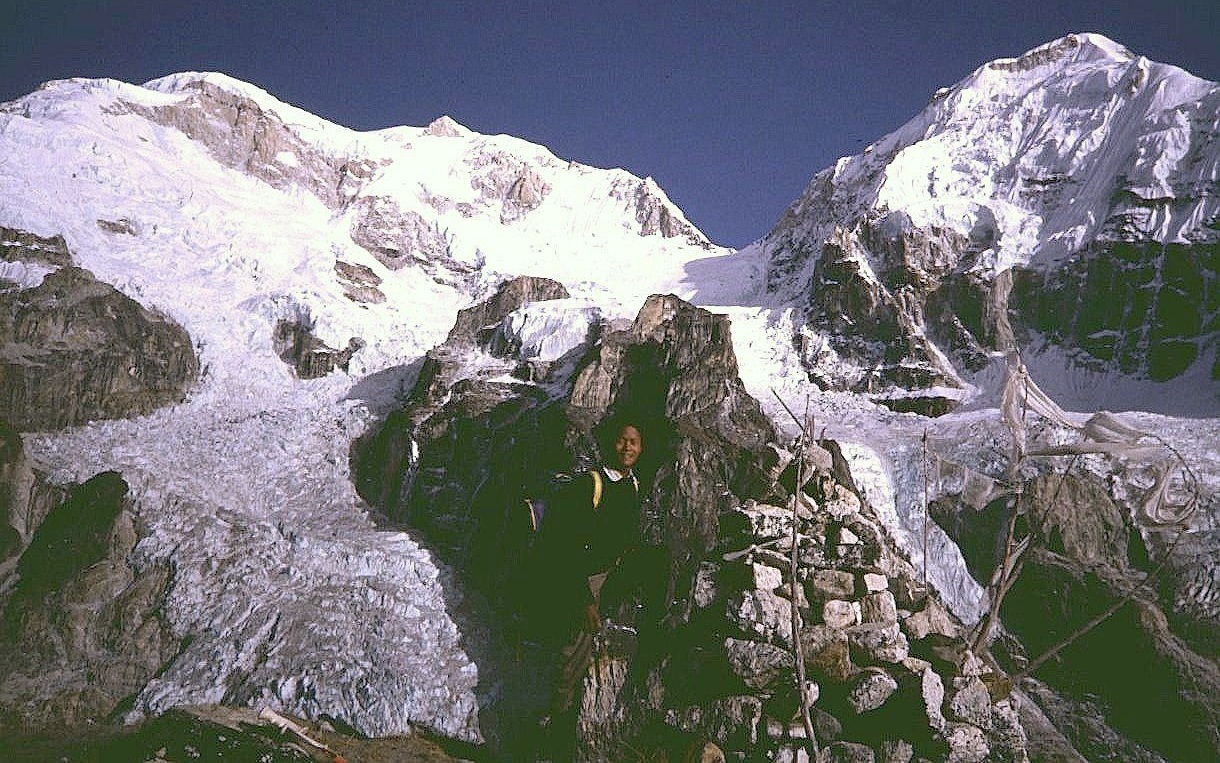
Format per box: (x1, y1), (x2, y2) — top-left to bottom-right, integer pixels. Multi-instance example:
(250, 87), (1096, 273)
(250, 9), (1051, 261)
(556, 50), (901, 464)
(614, 425), (643, 470)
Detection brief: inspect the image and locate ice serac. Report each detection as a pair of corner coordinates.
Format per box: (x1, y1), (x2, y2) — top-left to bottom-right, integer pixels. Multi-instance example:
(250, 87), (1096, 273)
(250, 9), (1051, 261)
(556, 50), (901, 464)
(758, 33), (1220, 415)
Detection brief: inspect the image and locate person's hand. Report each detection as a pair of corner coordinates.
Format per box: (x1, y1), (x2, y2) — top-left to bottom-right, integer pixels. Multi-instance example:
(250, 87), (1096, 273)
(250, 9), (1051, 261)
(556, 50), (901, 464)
(583, 603), (601, 632)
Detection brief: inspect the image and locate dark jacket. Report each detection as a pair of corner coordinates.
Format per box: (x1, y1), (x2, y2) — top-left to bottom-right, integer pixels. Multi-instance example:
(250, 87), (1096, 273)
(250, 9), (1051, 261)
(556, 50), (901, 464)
(532, 467), (642, 612)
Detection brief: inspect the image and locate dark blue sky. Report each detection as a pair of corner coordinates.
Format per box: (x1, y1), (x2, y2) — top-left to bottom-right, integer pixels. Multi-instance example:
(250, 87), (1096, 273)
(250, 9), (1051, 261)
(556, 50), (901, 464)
(3, 1), (1217, 247)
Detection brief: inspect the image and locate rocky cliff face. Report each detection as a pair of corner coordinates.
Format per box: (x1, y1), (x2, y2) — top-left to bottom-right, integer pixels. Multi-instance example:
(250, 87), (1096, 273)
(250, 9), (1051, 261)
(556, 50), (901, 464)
(0, 470), (175, 732)
(757, 34), (1220, 415)
(357, 284), (1032, 761)
(0, 419), (65, 581)
(1012, 240), (1218, 382)
(124, 76), (380, 210)
(0, 261), (199, 431)
(929, 453), (1219, 762)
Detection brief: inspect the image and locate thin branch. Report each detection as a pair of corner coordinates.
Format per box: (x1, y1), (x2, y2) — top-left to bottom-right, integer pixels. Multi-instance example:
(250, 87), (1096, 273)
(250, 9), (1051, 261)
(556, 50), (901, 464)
(773, 389), (818, 756)
(1014, 525), (1189, 681)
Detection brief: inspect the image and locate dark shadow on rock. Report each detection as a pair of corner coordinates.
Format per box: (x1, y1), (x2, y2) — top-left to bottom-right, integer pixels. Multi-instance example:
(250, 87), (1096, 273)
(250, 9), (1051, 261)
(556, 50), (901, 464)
(345, 358), (427, 418)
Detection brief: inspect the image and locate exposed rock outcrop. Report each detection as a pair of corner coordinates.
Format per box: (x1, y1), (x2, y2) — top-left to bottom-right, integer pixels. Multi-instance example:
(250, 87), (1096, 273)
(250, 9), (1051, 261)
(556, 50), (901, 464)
(788, 214), (1218, 414)
(357, 287), (1030, 761)
(127, 77), (380, 209)
(1012, 240), (1218, 382)
(0, 471), (175, 732)
(347, 195), (486, 285)
(798, 221), (969, 399)
(934, 471), (1220, 762)
(0, 266), (199, 431)
(0, 419), (66, 572)
(446, 276), (570, 345)
(634, 181), (704, 245)
(334, 260), (386, 304)
(0, 227), (72, 269)
(466, 148), (553, 224)
(272, 319), (364, 379)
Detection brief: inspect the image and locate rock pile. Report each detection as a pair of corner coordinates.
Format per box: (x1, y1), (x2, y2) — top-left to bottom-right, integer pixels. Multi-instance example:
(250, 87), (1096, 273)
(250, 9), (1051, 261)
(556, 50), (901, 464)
(654, 476), (1027, 763)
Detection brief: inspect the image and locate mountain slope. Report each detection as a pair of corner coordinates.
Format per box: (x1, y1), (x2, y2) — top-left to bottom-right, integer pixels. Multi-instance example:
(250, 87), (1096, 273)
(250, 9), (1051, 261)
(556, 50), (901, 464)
(0, 39), (1215, 761)
(751, 33), (1219, 415)
(0, 71), (725, 740)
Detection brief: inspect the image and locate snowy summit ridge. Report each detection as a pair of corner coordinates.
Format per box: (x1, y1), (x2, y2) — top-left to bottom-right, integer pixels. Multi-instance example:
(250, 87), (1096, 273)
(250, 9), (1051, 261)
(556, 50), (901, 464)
(765, 32), (1219, 277)
(753, 32), (1218, 413)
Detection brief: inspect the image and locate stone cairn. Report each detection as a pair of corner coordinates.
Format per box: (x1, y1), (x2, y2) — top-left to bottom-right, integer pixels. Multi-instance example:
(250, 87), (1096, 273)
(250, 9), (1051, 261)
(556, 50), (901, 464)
(584, 442), (1029, 763)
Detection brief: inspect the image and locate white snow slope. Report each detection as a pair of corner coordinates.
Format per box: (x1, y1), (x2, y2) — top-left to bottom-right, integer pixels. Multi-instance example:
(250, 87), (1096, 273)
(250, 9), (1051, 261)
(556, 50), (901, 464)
(757, 32), (1220, 279)
(0, 34), (1216, 741)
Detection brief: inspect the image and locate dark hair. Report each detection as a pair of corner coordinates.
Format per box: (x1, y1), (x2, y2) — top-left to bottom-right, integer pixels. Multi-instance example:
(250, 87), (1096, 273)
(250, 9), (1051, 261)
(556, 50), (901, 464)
(595, 416), (645, 462)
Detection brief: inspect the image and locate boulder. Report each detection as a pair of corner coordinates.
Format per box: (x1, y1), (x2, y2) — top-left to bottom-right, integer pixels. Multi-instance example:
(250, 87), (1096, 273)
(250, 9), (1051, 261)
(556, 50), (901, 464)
(825, 740), (877, 763)
(848, 669), (899, 714)
(860, 591), (899, 626)
(807, 569), (857, 601)
(729, 589), (794, 645)
(921, 668), (947, 731)
(665, 695), (764, 749)
(942, 723), (989, 763)
(901, 599), (961, 641)
(805, 631), (855, 683)
(878, 738), (915, 763)
(724, 637), (794, 691)
(823, 599), (861, 629)
(848, 623), (910, 665)
(862, 573), (889, 593)
(946, 678), (992, 730)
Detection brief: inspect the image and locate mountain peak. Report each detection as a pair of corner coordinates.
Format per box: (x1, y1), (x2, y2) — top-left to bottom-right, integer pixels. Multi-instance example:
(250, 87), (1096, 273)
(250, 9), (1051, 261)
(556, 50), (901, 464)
(424, 115), (471, 137)
(985, 33), (1135, 74)
(143, 71), (274, 102)
(756, 33), (1220, 413)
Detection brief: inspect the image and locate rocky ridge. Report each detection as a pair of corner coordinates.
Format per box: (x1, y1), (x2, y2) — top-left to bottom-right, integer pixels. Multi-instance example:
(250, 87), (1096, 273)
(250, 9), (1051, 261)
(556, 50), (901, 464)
(0, 264), (199, 430)
(357, 280), (1033, 761)
(755, 34), (1219, 415)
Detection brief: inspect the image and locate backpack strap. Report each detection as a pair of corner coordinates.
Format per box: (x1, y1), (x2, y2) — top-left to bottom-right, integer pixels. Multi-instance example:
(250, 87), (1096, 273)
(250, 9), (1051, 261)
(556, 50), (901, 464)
(591, 469), (603, 510)
(525, 497), (545, 532)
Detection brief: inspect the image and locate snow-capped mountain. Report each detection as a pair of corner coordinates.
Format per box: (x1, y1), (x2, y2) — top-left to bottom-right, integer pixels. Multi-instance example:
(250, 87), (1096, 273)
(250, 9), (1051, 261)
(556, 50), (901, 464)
(0, 33), (1216, 761)
(0, 70), (729, 741)
(753, 33), (1218, 415)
